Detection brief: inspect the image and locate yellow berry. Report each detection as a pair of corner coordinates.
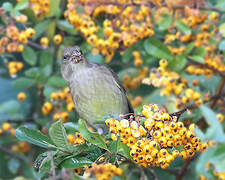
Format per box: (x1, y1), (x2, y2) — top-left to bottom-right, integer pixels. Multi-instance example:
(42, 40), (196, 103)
(17, 92), (26, 102)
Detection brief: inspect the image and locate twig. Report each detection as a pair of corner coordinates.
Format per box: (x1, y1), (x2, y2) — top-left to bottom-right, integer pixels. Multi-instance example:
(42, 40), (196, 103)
(170, 93), (225, 120)
(148, 168), (159, 180)
(210, 77), (225, 108)
(176, 157), (194, 180)
(48, 151), (56, 180)
(187, 57), (225, 77)
(28, 41), (46, 50)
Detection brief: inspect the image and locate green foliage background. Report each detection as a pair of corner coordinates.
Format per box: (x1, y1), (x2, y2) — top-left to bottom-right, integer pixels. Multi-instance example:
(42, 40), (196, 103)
(0, 0), (225, 179)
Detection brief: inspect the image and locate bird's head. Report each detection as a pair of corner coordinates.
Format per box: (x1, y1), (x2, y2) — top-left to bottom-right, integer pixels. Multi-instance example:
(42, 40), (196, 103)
(62, 46), (84, 64)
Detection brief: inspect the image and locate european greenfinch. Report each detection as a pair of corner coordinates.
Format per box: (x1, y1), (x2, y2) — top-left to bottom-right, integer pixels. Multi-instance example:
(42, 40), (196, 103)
(61, 46), (133, 125)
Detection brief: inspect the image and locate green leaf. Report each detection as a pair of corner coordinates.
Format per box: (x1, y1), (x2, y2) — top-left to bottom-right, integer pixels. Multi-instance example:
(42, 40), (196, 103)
(159, 15), (172, 31)
(47, 76), (67, 88)
(22, 46), (37, 66)
(200, 105), (225, 142)
(61, 157), (92, 169)
(0, 100), (20, 114)
(219, 40), (225, 51)
(33, 20), (50, 40)
(48, 0), (61, 17)
(196, 147), (215, 178)
(15, 126), (56, 149)
(188, 56), (204, 63)
(24, 67), (40, 78)
(15, 0), (29, 10)
(122, 46), (134, 63)
(34, 152), (50, 174)
(169, 55), (187, 71)
(40, 51), (53, 67)
(175, 20), (191, 34)
(219, 23), (225, 37)
(2, 2), (13, 11)
(56, 20), (77, 35)
(12, 77), (35, 89)
(144, 38), (173, 61)
(78, 119), (108, 150)
(118, 140), (132, 160)
(193, 47), (206, 57)
(47, 21), (56, 39)
(49, 120), (69, 149)
(8, 158), (20, 174)
(109, 138), (119, 153)
(183, 42), (195, 56)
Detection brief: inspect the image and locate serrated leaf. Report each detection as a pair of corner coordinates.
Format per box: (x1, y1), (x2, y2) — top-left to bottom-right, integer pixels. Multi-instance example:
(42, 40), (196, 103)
(175, 20), (191, 34)
(12, 77), (35, 89)
(15, 0), (28, 10)
(15, 126), (56, 149)
(47, 76), (67, 88)
(56, 20), (77, 35)
(49, 120), (69, 149)
(144, 38), (173, 61)
(61, 157), (92, 169)
(200, 105), (225, 142)
(78, 119), (108, 150)
(22, 46), (37, 66)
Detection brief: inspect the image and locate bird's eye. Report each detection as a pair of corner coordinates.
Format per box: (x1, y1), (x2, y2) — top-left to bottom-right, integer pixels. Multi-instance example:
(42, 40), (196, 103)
(63, 55), (69, 60)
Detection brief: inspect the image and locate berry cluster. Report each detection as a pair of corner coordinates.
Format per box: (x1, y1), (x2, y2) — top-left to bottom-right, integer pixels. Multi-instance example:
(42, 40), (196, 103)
(186, 56), (225, 78)
(106, 104), (208, 168)
(122, 66), (148, 90)
(67, 132), (86, 145)
(11, 142), (30, 154)
(42, 87), (75, 123)
(29, 0), (50, 18)
(7, 61), (24, 77)
(143, 59), (203, 108)
(65, 0), (154, 62)
(87, 163), (123, 180)
(0, 25), (35, 54)
(133, 51), (143, 67)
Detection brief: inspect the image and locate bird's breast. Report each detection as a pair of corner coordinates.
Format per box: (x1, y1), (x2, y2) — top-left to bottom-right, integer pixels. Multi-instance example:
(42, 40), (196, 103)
(70, 68), (128, 123)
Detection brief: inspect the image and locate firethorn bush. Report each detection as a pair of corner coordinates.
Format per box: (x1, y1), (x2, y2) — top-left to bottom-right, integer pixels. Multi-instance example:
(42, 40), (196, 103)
(0, 0), (225, 179)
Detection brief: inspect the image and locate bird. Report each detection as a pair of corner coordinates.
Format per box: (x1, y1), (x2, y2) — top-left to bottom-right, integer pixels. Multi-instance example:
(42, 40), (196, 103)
(61, 46), (133, 126)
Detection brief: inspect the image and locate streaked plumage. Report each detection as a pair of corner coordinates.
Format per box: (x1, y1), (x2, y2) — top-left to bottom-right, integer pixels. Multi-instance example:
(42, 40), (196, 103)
(61, 46), (133, 124)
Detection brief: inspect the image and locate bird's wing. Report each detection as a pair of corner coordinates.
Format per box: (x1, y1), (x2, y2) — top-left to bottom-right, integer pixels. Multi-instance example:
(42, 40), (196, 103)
(92, 63), (134, 113)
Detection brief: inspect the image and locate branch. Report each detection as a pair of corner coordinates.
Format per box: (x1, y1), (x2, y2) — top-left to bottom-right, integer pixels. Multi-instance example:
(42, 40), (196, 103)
(28, 41), (46, 50)
(176, 157), (194, 180)
(170, 93), (225, 120)
(187, 57), (225, 77)
(210, 77), (225, 108)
